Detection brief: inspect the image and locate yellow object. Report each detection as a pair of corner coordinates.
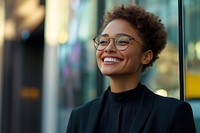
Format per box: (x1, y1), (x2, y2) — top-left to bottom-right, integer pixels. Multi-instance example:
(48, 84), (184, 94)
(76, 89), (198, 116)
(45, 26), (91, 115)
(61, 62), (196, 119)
(185, 72), (200, 99)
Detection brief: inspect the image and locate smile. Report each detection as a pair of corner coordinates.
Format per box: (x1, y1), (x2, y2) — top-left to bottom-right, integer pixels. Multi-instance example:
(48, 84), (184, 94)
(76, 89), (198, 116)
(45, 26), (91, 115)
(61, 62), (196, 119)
(103, 57), (121, 63)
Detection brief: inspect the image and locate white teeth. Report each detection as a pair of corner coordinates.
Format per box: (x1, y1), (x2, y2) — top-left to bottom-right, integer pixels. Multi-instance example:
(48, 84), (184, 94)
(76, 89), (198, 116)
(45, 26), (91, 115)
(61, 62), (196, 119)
(104, 58), (120, 62)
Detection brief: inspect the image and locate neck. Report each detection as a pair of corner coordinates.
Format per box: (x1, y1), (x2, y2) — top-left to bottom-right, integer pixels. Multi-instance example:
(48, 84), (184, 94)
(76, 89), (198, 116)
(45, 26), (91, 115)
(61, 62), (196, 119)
(109, 74), (140, 93)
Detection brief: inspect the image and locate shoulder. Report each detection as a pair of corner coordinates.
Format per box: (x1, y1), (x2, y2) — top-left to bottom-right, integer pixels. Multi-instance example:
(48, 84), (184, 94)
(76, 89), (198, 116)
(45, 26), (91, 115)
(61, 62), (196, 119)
(72, 89), (110, 115)
(142, 85), (193, 115)
(154, 93), (191, 110)
(73, 96), (102, 113)
(151, 90), (195, 129)
(153, 95), (196, 132)
(143, 87), (196, 132)
(148, 89), (192, 113)
(67, 95), (103, 127)
(67, 95), (104, 132)
(142, 84), (190, 109)
(154, 93), (193, 117)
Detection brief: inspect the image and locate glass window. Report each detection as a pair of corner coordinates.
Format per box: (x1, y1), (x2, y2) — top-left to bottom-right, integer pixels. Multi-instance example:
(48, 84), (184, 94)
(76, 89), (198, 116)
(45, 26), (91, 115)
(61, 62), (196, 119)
(184, 0), (200, 131)
(45, 1), (98, 133)
(138, 0), (180, 99)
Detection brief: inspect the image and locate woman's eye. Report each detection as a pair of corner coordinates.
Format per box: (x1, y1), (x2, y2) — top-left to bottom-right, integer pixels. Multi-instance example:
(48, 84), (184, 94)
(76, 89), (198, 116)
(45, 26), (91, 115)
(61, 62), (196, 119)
(118, 40), (129, 45)
(99, 40), (108, 45)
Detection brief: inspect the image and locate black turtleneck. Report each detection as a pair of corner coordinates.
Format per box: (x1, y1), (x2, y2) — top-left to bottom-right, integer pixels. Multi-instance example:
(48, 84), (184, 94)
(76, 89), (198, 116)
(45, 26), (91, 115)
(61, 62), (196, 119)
(98, 83), (144, 133)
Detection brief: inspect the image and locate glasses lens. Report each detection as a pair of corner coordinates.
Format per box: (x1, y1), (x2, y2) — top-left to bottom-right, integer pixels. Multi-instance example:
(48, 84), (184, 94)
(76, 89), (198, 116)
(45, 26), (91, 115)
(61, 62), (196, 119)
(115, 36), (130, 50)
(95, 36), (109, 50)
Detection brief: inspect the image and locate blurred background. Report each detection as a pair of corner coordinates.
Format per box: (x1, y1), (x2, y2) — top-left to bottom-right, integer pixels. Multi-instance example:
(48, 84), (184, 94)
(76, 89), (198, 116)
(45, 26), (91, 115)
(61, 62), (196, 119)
(0, 0), (200, 133)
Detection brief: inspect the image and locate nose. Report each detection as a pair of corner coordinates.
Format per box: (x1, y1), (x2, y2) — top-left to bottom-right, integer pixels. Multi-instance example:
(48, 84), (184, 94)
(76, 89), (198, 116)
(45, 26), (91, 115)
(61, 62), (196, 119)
(104, 39), (117, 53)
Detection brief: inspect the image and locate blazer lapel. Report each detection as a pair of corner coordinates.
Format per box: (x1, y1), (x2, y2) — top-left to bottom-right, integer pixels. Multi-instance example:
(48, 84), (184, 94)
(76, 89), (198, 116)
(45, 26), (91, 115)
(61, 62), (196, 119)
(131, 87), (155, 133)
(86, 90), (108, 133)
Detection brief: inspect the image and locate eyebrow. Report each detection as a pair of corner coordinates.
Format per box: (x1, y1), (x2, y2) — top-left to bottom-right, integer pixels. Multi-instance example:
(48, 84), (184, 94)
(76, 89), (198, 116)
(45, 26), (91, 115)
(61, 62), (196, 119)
(101, 33), (132, 37)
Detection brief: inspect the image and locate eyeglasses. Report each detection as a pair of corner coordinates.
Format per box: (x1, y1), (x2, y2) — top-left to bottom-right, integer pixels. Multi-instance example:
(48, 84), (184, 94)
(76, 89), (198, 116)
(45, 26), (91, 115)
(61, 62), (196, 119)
(93, 34), (142, 51)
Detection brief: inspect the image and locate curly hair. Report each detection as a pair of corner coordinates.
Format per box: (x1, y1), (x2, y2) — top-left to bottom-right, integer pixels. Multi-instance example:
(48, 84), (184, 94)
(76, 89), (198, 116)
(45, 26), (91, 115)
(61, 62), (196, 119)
(102, 4), (167, 72)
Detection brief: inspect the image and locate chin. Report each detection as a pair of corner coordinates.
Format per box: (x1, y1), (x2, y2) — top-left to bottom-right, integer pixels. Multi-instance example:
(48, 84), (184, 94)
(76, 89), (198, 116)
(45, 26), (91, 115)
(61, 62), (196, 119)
(101, 71), (113, 76)
(101, 71), (118, 77)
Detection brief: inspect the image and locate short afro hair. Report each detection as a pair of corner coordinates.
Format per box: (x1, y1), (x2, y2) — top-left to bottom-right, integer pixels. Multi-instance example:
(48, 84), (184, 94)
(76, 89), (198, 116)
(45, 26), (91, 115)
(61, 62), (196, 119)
(102, 4), (167, 72)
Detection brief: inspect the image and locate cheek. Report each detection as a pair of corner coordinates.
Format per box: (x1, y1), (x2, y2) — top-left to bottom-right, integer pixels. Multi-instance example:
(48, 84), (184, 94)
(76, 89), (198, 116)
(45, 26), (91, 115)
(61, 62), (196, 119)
(124, 50), (143, 65)
(96, 51), (100, 59)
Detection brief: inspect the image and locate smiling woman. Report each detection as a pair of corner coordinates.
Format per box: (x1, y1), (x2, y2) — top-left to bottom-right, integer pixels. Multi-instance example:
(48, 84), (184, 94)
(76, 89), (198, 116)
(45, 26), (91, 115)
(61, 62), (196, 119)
(66, 4), (196, 133)
(96, 19), (147, 90)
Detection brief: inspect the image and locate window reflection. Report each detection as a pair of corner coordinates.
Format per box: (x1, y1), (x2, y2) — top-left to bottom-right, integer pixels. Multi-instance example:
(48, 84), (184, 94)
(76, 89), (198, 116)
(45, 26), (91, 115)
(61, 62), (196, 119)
(184, 0), (200, 132)
(55, 1), (98, 133)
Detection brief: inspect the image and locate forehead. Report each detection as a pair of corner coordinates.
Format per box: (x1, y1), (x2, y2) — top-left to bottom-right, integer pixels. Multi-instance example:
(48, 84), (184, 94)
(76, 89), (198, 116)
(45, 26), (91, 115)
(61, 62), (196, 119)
(102, 19), (142, 41)
(102, 19), (137, 35)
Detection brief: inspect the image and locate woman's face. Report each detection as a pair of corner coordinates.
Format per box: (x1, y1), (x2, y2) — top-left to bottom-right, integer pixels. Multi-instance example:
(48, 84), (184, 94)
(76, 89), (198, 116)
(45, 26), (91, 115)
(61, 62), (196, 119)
(96, 19), (147, 78)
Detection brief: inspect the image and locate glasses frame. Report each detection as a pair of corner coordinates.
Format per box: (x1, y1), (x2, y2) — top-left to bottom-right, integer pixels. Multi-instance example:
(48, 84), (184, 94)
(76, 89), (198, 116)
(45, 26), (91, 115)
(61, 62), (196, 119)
(93, 33), (142, 51)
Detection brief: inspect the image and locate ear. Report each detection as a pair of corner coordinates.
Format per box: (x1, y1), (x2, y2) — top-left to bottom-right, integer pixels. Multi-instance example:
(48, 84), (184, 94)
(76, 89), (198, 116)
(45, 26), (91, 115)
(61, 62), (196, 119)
(141, 50), (153, 65)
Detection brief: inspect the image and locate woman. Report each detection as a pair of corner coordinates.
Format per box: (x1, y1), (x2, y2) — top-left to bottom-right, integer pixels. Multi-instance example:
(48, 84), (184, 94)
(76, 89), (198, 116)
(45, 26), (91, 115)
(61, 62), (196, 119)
(66, 4), (196, 133)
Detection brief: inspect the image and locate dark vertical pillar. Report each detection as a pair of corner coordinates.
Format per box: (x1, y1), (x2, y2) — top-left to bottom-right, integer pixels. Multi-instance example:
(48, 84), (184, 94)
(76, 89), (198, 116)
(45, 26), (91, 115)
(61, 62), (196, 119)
(1, 41), (16, 133)
(96, 0), (105, 96)
(1, 20), (44, 133)
(178, 0), (185, 101)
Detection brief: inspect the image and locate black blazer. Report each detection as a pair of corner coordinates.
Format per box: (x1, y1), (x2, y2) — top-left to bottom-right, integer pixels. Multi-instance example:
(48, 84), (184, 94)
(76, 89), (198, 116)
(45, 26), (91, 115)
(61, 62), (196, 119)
(67, 85), (196, 133)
